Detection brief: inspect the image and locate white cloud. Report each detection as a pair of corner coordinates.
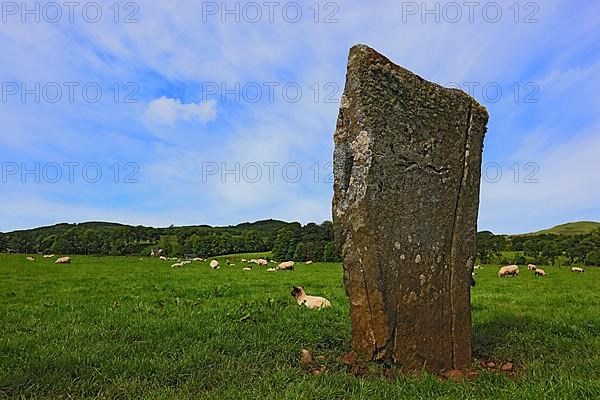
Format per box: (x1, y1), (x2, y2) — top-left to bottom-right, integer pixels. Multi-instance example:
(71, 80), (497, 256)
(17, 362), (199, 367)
(144, 97), (217, 126)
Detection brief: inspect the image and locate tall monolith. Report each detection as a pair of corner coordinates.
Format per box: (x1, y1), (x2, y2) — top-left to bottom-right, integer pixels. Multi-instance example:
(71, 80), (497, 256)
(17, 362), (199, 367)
(332, 44), (488, 371)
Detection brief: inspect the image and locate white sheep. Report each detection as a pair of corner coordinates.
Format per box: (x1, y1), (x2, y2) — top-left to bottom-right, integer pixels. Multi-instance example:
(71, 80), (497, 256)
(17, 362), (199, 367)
(55, 257), (71, 264)
(210, 260), (220, 270)
(571, 267), (585, 273)
(498, 265), (519, 277)
(528, 264), (537, 271)
(278, 261), (295, 271)
(291, 286), (331, 309)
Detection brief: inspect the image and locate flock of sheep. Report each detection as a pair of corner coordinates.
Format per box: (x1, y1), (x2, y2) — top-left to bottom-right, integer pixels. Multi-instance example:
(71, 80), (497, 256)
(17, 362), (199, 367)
(25, 255), (71, 264)
(156, 256), (307, 272)
(487, 263), (585, 278)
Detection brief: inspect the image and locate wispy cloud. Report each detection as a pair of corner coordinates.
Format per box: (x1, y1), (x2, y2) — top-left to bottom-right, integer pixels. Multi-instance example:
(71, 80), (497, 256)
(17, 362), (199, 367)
(144, 96), (217, 126)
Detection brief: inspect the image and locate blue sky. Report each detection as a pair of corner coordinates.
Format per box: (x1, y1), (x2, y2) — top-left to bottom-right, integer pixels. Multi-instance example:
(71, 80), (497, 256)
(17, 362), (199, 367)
(0, 0), (599, 234)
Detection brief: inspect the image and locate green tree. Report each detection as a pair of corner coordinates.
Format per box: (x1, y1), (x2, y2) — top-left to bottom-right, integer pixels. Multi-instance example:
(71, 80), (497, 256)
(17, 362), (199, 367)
(294, 242), (307, 261)
(323, 241), (340, 262)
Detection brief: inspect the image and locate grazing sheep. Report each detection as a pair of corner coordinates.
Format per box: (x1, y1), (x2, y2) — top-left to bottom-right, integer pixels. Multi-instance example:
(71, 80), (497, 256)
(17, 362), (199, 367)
(571, 267), (585, 273)
(26, 256), (35, 261)
(159, 256), (167, 261)
(249, 259), (258, 264)
(305, 261), (313, 265)
(242, 267), (252, 271)
(528, 264), (537, 271)
(210, 260), (220, 270)
(257, 259), (268, 266)
(291, 286), (331, 309)
(266, 268), (277, 272)
(278, 261), (295, 271)
(498, 265), (519, 278)
(55, 257), (71, 264)
(171, 262), (184, 268)
(534, 268), (546, 277)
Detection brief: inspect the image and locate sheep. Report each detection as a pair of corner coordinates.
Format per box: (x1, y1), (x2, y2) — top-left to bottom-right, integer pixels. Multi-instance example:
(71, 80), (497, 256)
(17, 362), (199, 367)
(249, 259), (258, 264)
(192, 257), (203, 261)
(266, 268), (277, 272)
(26, 256), (35, 261)
(571, 267), (585, 273)
(210, 260), (220, 270)
(257, 259), (268, 266)
(473, 265), (482, 270)
(291, 286), (331, 309)
(528, 264), (537, 271)
(534, 268), (546, 277)
(305, 261), (313, 265)
(55, 257), (71, 264)
(242, 267), (252, 271)
(159, 256), (167, 261)
(182, 261), (192, 265)
(278, 261), (295, 271)
(241, 259), (247, 262)
(171, 262), (184, 268)
(43, 254), (54, 258)
(498, 265), (519, 278)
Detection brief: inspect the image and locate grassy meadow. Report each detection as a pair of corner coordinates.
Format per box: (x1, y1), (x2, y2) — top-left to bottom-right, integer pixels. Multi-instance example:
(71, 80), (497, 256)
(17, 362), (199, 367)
(1, 253), (599, 399)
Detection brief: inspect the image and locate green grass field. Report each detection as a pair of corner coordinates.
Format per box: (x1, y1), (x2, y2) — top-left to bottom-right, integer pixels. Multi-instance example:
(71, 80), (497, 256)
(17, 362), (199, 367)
(1, 254), (599, 399)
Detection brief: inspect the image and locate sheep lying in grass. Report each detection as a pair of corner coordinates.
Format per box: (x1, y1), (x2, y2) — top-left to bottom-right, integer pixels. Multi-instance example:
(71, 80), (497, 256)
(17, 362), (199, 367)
(242, 267), (252, 271)
(571, 267), (585, 273)
(55, 257), (71, 264)
(159, 256), (167, 261)
(26, 257), (35, 261)
(266, 268), (276, 272)
(498, 265), (519, 277)
(257, 259), (268, 266)
(171, 262), (184, 268)
(43, 254), (54, 258)
(305, 261), (313, 265)
(534, 268), (546, 277)
(210, 260), (220, 270)
(291, 286), (331, 309)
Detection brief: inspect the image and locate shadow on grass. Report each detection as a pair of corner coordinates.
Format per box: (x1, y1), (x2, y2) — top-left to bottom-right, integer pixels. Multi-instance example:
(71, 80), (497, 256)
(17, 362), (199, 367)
(472, 314), (535, 359)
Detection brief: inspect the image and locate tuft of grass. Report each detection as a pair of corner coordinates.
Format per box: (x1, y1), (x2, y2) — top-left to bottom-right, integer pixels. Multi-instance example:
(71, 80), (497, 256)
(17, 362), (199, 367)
(0, 254), (599, 399)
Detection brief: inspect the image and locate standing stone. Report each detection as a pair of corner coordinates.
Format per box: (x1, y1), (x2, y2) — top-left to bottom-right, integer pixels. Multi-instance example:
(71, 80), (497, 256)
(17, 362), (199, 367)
(332, 45), (488, 371)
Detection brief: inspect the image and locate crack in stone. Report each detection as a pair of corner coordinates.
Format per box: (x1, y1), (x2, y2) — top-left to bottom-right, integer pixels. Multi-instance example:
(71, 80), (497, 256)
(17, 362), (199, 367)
(447, 100), (473, 368)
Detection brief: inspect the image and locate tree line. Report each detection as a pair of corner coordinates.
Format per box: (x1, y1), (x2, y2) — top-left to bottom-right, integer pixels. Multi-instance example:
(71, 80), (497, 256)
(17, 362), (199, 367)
(2, 220), (598, 265)
(0, 220), (342, 261)
(477, 228), (600, 266)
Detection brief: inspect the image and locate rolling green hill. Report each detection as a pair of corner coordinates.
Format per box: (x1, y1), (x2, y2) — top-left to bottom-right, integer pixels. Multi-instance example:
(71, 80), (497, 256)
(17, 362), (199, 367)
(522, 221), (600, 236)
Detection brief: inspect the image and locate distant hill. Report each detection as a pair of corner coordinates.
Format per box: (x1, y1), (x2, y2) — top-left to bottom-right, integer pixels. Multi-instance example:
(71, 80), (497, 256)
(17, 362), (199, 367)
(519, 221), (600, 236)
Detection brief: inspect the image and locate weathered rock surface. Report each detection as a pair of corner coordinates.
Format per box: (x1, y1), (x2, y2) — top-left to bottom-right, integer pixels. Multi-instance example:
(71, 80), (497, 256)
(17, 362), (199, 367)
(332, 44), (488, 371)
